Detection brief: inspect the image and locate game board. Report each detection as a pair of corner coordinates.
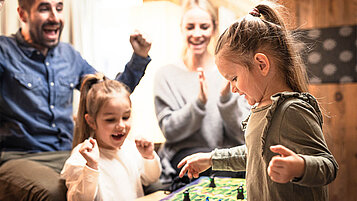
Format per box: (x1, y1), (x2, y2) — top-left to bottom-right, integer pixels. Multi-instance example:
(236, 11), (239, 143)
(160, 177), (247, 201)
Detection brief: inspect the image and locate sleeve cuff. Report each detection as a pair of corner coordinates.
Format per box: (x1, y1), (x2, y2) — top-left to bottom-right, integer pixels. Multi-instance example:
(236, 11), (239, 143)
(83, 165), (100, 183)
(195, 98), (206, 110)
(130, 53), (151, 70)
(290, 154), (311, 185)
(211, 148), (228, 170)
(143, 152), (160, 163)
(220, 92), (232, 103)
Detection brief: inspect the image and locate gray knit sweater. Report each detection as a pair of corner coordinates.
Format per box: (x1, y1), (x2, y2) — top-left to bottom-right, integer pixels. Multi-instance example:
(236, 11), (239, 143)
(153, 61), (250, 176)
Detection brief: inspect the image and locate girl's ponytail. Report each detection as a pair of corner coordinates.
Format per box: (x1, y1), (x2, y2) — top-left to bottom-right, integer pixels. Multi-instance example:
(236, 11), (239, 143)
(72, 73), (106, 148)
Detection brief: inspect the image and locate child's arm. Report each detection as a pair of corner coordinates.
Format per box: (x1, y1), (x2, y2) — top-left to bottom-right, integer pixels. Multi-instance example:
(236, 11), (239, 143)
(61, 140), (100, 201)
(270, 101), (338, 186)
(135, 138), (162, 185)
(178, 145), (247, 179)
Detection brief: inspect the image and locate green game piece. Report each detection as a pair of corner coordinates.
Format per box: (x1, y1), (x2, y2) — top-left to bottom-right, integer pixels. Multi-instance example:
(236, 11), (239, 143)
(183, 189), (190, 201)
(209, 176), (216, 188)
(237, 185), (244, 199)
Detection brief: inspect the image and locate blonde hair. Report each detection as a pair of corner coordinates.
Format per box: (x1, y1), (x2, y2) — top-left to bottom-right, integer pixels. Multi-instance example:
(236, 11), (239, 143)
(181, 0), (218, 57)
(72, 73), (131, 148)
(215, 1), (308, 93)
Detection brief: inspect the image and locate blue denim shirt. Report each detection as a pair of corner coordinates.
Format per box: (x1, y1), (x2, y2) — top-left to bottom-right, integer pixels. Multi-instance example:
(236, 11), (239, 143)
(0, 30), (151, 152)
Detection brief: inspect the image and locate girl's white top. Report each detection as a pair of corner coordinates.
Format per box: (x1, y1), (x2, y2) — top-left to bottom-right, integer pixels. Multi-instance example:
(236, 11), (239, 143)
(61, 140), (162, 201)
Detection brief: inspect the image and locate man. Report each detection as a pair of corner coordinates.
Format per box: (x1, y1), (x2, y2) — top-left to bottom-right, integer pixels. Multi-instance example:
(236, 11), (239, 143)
(0, 0), (151, 200)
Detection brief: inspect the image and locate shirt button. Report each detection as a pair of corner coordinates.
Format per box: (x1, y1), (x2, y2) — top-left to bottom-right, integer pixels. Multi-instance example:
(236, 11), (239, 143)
(27, 83), (32, 88)
(50, 105), (54, 109)
(51, 123), (56, 128)
(36, 51), (40, 55)
(45, 62), (50, 66)
(70, 83), (74, 88)
(50, 82), (55, 86)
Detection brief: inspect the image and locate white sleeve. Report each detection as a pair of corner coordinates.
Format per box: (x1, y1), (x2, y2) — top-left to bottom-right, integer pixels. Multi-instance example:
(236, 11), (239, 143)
(140, 152), (162, 186)
(60, 144), (100, 201)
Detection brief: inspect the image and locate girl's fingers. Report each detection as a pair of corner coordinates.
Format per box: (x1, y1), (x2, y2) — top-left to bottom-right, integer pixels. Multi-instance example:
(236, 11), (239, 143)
(193, 172), (200, 178)
(179, 164), (188, 177)
(269, 156), (285, 168)
(270, 145), (295, 157)
(187, 171), (193, 179)
(177, 159), (187, 169)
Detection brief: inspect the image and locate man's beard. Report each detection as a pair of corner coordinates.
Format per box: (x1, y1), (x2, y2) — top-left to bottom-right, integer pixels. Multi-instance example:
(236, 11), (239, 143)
(29, 22), (63, 49)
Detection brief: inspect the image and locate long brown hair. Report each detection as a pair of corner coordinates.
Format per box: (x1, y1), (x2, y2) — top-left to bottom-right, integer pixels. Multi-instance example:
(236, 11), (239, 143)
(72, 73), (131, 148)
(215, 1), (308, 93)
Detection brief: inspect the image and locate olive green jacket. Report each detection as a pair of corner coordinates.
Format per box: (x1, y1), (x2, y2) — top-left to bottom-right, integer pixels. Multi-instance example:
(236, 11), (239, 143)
(211, 92), (338, 201)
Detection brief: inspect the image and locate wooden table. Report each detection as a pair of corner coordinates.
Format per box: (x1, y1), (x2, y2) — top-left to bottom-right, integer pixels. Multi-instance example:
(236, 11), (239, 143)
(135, 191), (168, 201)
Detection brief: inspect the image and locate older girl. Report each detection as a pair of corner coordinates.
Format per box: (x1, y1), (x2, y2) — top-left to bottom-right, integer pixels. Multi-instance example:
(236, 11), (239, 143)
(178, 2), (338, 200)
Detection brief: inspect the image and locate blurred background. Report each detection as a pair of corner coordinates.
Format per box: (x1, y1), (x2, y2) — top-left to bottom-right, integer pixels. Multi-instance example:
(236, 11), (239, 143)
(0, 0), (356, 200)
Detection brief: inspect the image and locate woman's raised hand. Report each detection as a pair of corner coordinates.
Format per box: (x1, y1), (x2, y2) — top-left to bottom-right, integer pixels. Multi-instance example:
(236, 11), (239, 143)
(197, 67), (208, 104)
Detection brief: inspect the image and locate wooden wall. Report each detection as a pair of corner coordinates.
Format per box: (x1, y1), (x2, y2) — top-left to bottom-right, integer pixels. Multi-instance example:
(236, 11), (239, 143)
(309, 84), (357, 201)
(279, 1), (357, 200)
(144, 0), (357, 200)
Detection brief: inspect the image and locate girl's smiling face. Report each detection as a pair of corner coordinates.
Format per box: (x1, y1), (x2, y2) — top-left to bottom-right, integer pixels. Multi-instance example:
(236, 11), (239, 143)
(87, 93), (132, 150)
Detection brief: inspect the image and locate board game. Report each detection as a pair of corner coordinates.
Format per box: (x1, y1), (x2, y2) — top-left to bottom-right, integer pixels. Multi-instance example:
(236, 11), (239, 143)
(160, 177), (247, 201)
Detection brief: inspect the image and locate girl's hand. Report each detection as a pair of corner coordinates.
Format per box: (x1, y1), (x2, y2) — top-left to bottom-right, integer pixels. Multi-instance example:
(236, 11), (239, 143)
(135, 137), (155, 160)
(79, 138), (100, 170)
(177, 152), (212, 179)
(220, 81), (231, 97)
(268, 145), (306, 183)
(197, 67), (208, 105)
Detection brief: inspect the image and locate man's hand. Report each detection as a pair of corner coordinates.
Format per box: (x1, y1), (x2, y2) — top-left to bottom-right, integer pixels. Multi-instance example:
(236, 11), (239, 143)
(177, 152), (212, 179)
(135, 137), (155, 160)
(267, 145), (306, 183)
(130, 30), (151, 58)
(79, 137), (100, 170)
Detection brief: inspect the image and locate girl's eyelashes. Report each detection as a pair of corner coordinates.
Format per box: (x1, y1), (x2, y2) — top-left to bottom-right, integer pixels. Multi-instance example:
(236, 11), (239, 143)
(105, 118), (116, 122)
(232, 76), (237, 82)
(122, 116), (130, 120)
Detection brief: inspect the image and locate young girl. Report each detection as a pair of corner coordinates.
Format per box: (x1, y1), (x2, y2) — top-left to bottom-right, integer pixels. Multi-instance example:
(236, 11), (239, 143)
(178, 2), (338, 200)
(61, 73), (161, 201)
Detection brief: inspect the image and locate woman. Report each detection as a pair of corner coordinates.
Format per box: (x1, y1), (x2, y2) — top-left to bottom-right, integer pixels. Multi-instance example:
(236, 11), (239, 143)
(153, 0), (250, 185)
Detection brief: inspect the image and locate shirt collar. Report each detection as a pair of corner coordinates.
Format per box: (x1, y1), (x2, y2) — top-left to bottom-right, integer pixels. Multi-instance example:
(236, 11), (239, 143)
(14, 28), (55, 60)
